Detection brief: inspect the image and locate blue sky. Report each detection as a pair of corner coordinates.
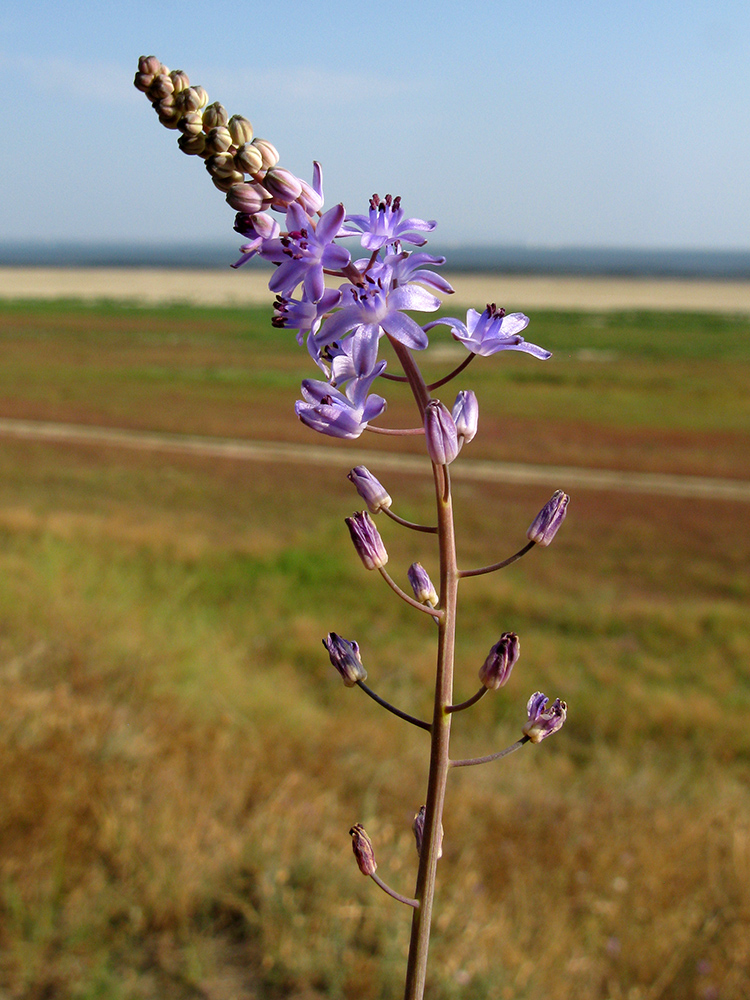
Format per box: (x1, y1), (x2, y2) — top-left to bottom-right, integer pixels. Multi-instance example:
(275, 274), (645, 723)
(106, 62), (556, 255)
(2, 0), (749, 249)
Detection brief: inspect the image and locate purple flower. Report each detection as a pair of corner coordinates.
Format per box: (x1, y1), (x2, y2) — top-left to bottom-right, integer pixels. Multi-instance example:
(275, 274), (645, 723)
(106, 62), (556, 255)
(295, 361), (387, 439)
(342, 194), (436, 251)
(345, 510), (388, 570)
(296, 161), (324, 215)
(264, 202), (351, 302)
(379, 249), (454, 297)
(426, 304), (551, 360)
(231, 211), (280, 268)
(347, 466), (392, 514)
(527, 490), (569, 546)
(323, 632), (367, 687)
(424, 399), (459, 466)
(272, 287), (342, 344)
(523, 692), (567, 743)
(452, 390), (478, 447)
(315, 272), (440, 378)
(478, 631), (520, 690)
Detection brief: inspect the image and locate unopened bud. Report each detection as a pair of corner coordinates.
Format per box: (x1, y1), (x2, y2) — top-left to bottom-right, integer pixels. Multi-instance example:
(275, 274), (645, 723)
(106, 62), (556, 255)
(478, 631), (520, 689)
(424, 399), (459, 466)
(138, 55), (162, 77)
(264, 166), (303, 208)
(178, 111), (205, 137)
(211, 171), (246, 192)
(350, 824), (377, 875)
(205, 152), (237, 178)
(148, 73), (174, 101)
(412, 806), (443, 859)
(251, 138), (280, 170)
(323, 632), (367, 687)
(345, 511), (388, 570)
(407, 563), (438, 607)
(297, 178), (324, 215)
(202, 102), (228, 130)
(452, 390), (479, 446)
(169, 69), (190, 93)
(155, 99), (182, 129)
(527, 490), (569, 546)
(225, 181), (272, 214)
(523, 692), (567, 743)
(347, 466), (391, 514)
(228, 114), (254, 145)
(176, 86), (208, 113)
(177, 132), (206, 156)
(204, 126), (233, 155)
(235, 142), (264, 176)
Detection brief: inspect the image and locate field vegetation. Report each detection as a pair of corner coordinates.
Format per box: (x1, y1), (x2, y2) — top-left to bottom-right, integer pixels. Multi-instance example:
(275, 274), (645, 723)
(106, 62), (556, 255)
(0, 299), (749, 999)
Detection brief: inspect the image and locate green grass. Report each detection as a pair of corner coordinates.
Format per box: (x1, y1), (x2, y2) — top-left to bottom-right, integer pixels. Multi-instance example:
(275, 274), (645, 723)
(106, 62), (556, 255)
(0, 301), (749, 999)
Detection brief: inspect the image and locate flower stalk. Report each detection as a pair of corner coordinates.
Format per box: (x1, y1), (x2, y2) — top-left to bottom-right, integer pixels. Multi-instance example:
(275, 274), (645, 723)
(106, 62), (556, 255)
(134, 56), (571, 1000)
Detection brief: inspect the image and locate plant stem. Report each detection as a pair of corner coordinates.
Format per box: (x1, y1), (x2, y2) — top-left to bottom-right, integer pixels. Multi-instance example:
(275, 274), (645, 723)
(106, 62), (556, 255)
(387, 335), (459, 1000)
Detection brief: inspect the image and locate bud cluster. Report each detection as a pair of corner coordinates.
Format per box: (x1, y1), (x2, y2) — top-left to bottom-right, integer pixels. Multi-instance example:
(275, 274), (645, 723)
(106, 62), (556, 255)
(134, 55), (293, 217)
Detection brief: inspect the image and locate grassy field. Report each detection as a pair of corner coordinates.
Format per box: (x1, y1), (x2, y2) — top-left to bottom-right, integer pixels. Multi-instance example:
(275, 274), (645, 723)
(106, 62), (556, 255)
(0, 299), (749, 999)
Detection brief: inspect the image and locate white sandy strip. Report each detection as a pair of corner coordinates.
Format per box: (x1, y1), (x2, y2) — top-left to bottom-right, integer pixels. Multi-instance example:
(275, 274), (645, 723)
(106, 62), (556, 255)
(2, 267), (750, 313)
(1, 418), (748, 503)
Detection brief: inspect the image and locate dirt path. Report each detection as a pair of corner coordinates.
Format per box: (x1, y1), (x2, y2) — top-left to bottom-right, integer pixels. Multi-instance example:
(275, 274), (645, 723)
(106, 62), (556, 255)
(2, 267), (750, 313)
(1, 417), (748, 503)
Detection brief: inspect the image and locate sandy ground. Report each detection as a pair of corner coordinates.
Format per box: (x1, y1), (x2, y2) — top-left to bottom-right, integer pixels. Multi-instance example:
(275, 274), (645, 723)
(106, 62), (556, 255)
(2, 266), (750, 313)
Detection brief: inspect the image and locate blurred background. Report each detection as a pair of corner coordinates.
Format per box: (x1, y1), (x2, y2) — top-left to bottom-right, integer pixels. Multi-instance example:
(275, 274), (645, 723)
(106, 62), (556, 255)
(1, 2), (749, 998)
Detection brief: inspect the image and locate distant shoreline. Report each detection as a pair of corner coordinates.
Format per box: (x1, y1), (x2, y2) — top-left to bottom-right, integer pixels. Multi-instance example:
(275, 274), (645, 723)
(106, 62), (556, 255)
(2, 266), (750, 313)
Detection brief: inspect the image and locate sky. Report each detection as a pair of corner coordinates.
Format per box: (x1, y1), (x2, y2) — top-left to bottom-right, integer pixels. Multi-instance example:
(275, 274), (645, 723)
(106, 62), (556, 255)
(1, 0), (749, 251)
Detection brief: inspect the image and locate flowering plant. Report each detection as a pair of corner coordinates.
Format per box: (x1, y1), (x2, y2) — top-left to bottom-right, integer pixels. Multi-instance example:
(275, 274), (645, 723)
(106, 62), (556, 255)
(135, 55), (569, 1000)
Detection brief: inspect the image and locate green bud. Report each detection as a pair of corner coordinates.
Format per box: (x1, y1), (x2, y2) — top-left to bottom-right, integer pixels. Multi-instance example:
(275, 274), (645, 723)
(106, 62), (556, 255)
(177, 86), (208, 113)
(211, 171), (245, 192)
(235, 142), (264, 177)
(205, 152), (237, 178)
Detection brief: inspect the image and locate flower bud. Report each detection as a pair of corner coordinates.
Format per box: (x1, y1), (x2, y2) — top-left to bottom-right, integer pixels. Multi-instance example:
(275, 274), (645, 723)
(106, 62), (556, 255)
(424, 399), (459, 466)
(347, 466), (391, 514)
(527, 490), (569, 546)
(169, 69), (190, 93)
(148, 73), (174, 101)
(204, 126), (233, 155)
(138, 55), (162, 77)
(154, 98), (182, 129)
(205, 152), (237, 179)
(478, 631), (519, 689)
(413, 806), (443, 859)
(234, 210), (280, 241)
(407, 563), (438, 607)
(228, 114), (254, 145)
(251, 138), (280, 170)
(202, 101), (228, 130)
(323, 633), (367, 687)
(235, 142), (264, 176)
(225, 181), (272, 214)
(452, 390), (479, 446)
(350, 824), (377, 875)
(176, 86), (208, 113)
(177, 132), (206, 156)
(263, 166), (303, 208)
(211, 171), (246, 192)
(297, 178), (324, 215)
(345, 511), (388, 571)
(523, 692), (567, 743)
(178, 111), (205, 137)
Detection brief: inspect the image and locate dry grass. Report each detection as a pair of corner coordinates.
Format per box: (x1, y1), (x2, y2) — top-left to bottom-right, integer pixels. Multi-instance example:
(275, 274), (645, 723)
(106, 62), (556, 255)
(0, 302), (749, 999)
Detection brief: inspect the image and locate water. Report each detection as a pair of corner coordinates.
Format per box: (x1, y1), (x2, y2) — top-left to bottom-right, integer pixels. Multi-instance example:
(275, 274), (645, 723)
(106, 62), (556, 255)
(2, 240), (749, 279)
